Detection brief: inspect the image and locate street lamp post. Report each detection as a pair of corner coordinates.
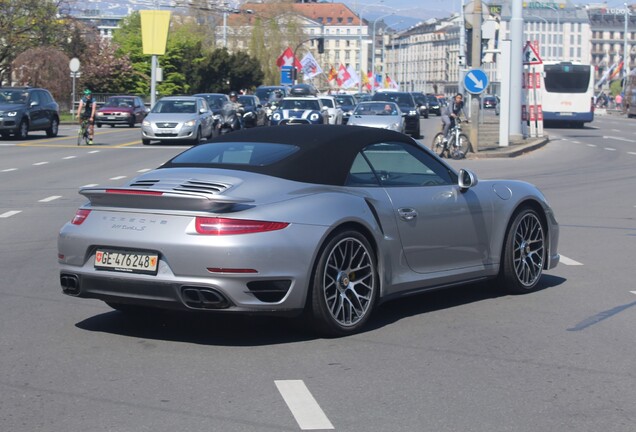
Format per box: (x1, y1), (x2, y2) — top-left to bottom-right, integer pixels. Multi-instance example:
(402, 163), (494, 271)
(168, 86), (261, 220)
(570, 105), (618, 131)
(371, 13), (394, 93)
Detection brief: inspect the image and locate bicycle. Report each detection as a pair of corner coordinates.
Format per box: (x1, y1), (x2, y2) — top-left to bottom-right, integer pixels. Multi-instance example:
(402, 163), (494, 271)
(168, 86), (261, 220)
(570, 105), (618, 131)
(431, 117), (471, 160)
(77, 119), (90, 146)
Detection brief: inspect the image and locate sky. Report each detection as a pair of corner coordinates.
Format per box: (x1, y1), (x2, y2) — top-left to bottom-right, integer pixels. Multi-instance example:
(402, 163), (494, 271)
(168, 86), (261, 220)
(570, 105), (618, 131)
(343, 0), (633, 22)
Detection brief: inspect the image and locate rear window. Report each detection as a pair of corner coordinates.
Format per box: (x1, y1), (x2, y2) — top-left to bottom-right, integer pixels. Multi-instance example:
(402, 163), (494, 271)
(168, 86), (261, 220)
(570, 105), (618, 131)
(544, 64), (591, 93)
(166, 142), (299, 166)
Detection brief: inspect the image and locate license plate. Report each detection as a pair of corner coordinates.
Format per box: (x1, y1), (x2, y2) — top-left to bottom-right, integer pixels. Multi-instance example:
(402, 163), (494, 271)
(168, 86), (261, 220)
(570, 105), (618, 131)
(107, 116), (116, 120)
(95, 249), (159, 274)
(559, 112), (573, 116)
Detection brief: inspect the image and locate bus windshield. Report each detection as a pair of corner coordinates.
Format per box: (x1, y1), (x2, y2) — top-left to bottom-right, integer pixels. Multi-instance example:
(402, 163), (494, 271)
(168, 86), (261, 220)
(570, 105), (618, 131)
(544, 64), (591, 93)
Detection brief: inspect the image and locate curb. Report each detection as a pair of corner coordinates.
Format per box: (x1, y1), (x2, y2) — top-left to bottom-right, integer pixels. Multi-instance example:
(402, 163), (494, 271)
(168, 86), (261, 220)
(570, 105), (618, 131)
(467, 137), (550, 159)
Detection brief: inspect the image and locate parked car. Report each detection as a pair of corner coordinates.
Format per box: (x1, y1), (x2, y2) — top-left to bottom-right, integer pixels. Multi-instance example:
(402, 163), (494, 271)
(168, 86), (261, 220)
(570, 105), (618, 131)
(237, 94), (268, 127)
(346, 101), (405, 133)
(95, 95), (148, 128)
(270, 97), (328, 125)
(0, 87), (59, 139)
(333, 94), (358, 124)
(410, 92), (430, 118)
(426, 94), (442, 116)
(371, 91), (421, 138)
(319, 95), (344, 125)
(58, 125), (560, 337)
(141, 96), (214, 145)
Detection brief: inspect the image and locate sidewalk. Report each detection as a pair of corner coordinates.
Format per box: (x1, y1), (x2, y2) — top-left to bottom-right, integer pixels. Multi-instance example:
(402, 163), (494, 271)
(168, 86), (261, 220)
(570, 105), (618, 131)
(464, 112), (549, 159)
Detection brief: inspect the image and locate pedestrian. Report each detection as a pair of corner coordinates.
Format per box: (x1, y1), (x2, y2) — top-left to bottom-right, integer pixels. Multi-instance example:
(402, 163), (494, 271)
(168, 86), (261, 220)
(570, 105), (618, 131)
(615, 93), (623, 110)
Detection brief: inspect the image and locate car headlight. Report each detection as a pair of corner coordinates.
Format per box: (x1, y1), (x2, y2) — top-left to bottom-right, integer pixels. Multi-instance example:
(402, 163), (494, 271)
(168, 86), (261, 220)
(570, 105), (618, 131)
(7, 111), (18, 117)
(309, 112), (320, 121)
(122, 112), (131, 117)
(409, 110), (417, 116)
(142, 120), (151, 126)
(184, 120), (196, 127)
(272, 112), (281, 121)
(96, 112), (104, 117)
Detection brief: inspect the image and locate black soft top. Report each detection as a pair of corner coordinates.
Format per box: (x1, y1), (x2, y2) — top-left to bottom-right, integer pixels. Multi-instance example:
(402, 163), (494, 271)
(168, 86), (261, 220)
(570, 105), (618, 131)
(162, 125), (417, 186)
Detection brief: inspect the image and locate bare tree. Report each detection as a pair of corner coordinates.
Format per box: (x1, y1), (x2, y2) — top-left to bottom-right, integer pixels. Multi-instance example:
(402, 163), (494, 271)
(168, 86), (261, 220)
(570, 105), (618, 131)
(12, 47), (72, 110)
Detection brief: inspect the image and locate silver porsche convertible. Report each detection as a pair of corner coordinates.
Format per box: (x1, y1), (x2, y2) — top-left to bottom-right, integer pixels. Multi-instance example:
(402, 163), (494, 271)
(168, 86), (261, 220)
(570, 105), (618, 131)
(58, 125), (559, 337)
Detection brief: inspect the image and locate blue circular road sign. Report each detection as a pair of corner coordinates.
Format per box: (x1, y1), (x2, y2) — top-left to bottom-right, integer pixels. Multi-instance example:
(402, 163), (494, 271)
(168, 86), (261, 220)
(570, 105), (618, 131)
(463, 69), (489, 94)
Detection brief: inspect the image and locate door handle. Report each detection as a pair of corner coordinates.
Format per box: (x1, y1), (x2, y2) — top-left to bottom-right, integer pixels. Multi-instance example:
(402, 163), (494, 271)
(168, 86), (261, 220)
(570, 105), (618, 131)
(398, 208), (417, 221)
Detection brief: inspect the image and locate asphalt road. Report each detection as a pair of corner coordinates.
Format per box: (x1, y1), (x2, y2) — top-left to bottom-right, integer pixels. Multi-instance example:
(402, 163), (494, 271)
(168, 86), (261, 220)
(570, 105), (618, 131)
(1, 116), (635, 431)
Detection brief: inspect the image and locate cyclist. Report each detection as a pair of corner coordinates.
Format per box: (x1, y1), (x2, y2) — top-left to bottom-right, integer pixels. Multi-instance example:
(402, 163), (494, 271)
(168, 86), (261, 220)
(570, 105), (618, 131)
(77, 89), (97, 145)
(441, 93), (468, 142)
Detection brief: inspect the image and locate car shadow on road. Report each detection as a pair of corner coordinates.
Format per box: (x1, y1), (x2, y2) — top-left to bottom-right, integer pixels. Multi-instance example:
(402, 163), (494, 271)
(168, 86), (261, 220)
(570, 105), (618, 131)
(367, 274), (566, 332)
(75, 274), (566, 345)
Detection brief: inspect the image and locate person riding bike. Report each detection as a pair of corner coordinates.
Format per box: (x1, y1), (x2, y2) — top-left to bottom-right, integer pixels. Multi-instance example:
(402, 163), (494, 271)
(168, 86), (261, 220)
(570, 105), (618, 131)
(77, 89), (97, 145)
(441, 93), (468, 142)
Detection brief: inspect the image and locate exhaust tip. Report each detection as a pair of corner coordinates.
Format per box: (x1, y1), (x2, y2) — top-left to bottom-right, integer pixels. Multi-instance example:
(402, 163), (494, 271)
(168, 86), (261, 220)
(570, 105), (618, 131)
(181, 286), (230, 309)
(60, 274), (80, 296)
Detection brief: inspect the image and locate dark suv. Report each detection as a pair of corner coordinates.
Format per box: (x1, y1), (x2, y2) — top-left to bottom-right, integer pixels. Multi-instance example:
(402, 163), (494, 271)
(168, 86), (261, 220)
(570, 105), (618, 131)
(371, 91), (421, 138)
(0, 87), (60, 139)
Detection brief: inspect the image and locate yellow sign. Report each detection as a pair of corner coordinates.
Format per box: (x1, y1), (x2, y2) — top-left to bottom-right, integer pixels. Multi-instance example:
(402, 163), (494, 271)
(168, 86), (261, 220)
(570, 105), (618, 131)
(140, 10), (171, 55)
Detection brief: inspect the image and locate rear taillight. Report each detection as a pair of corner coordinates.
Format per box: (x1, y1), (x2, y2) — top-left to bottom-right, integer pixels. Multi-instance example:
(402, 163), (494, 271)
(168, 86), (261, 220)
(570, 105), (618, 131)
(195, 217), (289, 235)
(71, 209), (91, 225)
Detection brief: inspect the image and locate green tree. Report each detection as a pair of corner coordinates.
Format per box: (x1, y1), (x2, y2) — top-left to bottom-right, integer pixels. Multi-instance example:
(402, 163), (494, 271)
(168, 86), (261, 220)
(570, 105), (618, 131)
(0, 0), (70, 84)
(78, 40), (135, 94)
(11, 46), (71, 108)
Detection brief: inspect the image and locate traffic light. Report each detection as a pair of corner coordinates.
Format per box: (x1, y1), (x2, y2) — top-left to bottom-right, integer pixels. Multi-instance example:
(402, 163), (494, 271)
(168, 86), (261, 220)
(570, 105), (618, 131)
(317, 37), (324, 54)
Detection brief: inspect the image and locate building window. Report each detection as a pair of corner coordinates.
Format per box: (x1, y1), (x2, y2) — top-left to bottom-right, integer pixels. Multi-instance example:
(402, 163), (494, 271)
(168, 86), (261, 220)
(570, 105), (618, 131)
(348, 17), (353, 24)
(327, 17), (332, 23)
(338, 17), (343, 23)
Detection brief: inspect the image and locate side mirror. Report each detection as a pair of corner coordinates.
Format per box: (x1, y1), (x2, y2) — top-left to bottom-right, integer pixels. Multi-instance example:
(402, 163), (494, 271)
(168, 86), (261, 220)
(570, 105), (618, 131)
(458, 169), (478, 191)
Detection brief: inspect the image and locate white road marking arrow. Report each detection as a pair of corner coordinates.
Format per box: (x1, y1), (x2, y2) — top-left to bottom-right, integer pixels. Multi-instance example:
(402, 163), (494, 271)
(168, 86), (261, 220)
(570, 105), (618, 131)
(467, 72), (484, 89)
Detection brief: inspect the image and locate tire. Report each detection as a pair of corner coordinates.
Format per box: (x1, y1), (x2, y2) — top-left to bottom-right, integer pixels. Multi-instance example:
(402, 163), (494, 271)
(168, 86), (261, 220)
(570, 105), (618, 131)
(77, 128), (82, 146)
(450, 133), (470, 160)
(498, 208), (546, 294)
(96, 123), (102, 128)
(129, 118), (136, 128)
(46, 117), (59, 137)
(142, 138), (151, 145)
(431, 132), (446, 157)
(16, 119), (28, 139)
(309, 230), (378, 337)
(411, 122), (421, 139)
(191, 127), (202, 145)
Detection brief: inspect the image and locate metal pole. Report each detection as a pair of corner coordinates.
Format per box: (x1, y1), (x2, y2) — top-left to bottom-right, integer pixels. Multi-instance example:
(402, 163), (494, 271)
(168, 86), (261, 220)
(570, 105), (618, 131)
(469, 0), (482, 151)
(150, 55), (157, 108)
(509, 0), (524, 139)
(223, 12), (227, 48)
(624, 4), (630, 80)
(499, 40), (511, 147)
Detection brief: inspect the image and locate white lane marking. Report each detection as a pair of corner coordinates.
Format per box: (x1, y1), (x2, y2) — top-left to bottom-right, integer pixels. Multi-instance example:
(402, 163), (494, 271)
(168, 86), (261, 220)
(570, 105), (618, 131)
(110, 176), (127, 180)
(560, 255), (583, 266)
(81, 184), (99, 188)
(137, 168), (152, 173)
(631, 291), (636, 296)
(39, 195), (62, 203)
(628, 152), (636, 155)
(604, 147), (617, 151)
(572, 141), (580, 144)
(88, 150), (100, 154)
(275, 380), (334, 430)
(587, 144), (597, 147)
(0, 211), (22, 218)
(63, 156), (77, 160)
(603, 135), (635, 143)
(2, 168), (18, 172)
(33, 161), (49, 166)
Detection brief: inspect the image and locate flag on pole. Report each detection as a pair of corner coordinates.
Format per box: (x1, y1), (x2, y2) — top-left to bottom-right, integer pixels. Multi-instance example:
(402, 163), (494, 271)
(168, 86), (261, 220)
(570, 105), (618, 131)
(336, 64), (350, 87)
(327, 65), (337, 82)
(276, 47), (302, 70)
(300, 52), (323, 79)
(343, 66), (360, 88)
(384, 74), (399, 90)
(609, 60), (623, 81)
(362, 71), (370, 91)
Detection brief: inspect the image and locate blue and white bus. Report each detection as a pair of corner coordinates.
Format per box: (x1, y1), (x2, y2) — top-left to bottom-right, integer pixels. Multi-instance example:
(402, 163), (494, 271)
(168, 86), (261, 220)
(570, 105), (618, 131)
(539, 62), (595, 127)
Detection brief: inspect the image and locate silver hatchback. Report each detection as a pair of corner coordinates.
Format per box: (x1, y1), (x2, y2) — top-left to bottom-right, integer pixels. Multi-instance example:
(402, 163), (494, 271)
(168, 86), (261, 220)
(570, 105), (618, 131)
(141, 96), (214, 145)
